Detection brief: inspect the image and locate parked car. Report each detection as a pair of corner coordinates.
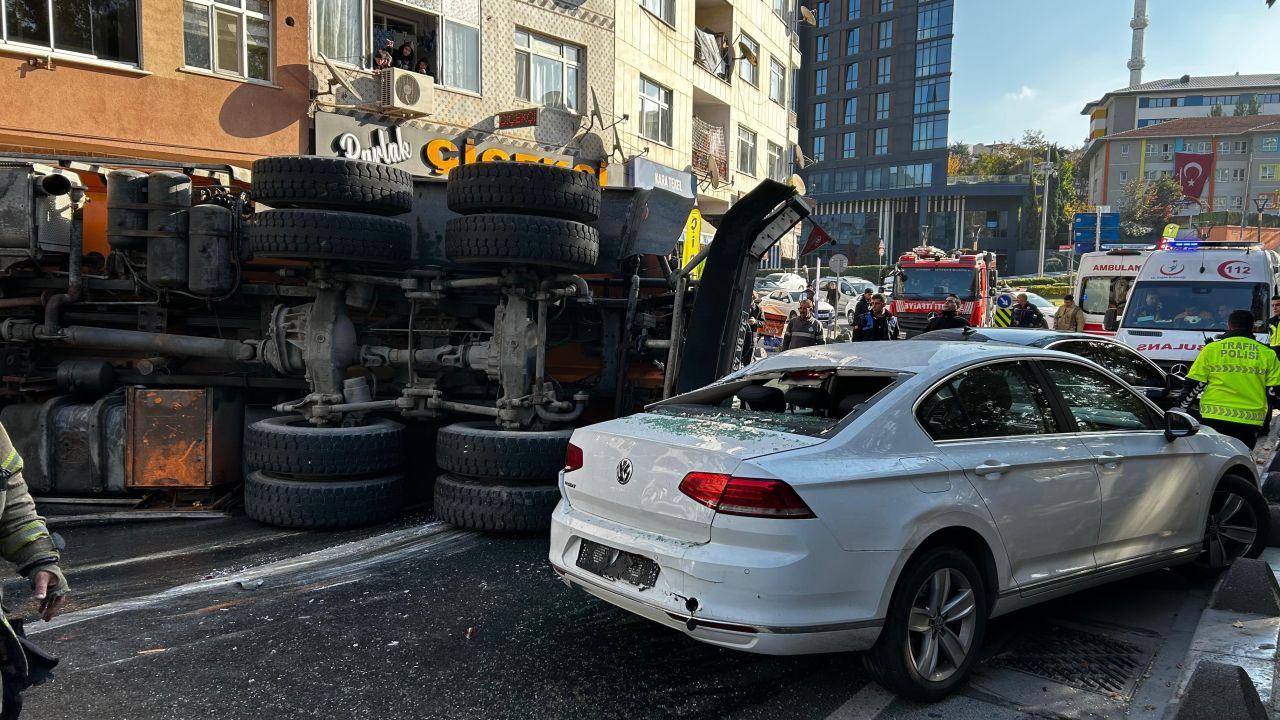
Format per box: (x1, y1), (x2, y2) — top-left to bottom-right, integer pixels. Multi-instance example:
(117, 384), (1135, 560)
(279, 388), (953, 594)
(818, 276), (876, 315)
(551, 341), (1265, 701)
(760, 272), (807, 292)
(759, 289), (836, 337)
(912, 327), (1181, 408)
(1021, 291), (1058, 329)
(753, 278), (782, 294)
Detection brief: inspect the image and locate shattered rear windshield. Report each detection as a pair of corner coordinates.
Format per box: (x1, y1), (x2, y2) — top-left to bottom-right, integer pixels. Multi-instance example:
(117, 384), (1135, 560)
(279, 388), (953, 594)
(649, 406), (837, 436)
(651, 370), (902, 437)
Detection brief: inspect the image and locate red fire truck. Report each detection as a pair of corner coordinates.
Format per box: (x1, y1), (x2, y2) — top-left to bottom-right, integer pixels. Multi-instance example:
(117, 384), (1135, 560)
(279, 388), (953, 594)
(885, 246), (999, 336)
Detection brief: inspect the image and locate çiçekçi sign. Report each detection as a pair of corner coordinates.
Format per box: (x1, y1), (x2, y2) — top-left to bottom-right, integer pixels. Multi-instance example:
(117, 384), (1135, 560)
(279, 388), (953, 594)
(315, 110), (613, 183)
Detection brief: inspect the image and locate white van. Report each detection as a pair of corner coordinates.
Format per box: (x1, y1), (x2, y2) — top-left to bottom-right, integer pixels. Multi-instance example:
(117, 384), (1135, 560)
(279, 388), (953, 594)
(1113, 241), (1280, 373)
(1074, 248), (1151, 335)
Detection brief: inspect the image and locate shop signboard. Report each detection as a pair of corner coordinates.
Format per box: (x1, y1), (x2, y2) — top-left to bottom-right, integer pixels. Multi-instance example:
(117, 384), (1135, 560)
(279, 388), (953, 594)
(315, 111), (620, 184)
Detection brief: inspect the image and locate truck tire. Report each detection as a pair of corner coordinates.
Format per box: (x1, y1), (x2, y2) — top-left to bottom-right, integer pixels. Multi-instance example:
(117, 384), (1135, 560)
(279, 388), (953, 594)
(445, 214), (598, 271)
(446, 162), (600, 222)
(251, 156), (413, 215)
(433, 473), (560, 533)
(245, 471), (404, 529)
(246, 416), (404, 476)
(250, 209), (412, 264)
(436, 421), (572, 481)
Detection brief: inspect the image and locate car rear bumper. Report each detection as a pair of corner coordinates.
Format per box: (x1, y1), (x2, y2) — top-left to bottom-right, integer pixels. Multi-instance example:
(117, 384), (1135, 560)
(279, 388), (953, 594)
(548, 501), (890, 655)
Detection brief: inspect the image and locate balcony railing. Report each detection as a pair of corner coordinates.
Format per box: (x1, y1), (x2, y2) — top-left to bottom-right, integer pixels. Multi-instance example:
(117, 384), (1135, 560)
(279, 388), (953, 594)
(692, 117), (729, 184)
(693, 29), (732, 83)
(946, 174), (1030, 186)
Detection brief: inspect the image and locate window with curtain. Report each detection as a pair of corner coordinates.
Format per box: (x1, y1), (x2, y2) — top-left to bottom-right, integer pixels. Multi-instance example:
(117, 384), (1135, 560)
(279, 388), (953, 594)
(4, 0), (139, 64)
(315, 0), (362, 66)
(639, 76), (673, 145)
(515, 29), (582, 112)
(443, 19), (479, 92)
(184, 0), (271, 81)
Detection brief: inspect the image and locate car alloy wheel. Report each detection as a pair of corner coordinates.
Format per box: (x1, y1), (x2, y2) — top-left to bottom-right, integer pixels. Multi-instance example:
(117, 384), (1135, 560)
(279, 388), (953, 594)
(1204, 488), (1259, 568)
(906, 568), (977, 682)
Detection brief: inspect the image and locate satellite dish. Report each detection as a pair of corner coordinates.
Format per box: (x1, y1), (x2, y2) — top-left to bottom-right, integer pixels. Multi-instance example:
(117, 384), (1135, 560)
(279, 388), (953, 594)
(794, 146), (809, 169)
(706, 155), (722, 189)
(799, 5), (817, 26)
(789, 174), (807, 195)
(319, 52), (361, 99)
(736, 40), (758, 67)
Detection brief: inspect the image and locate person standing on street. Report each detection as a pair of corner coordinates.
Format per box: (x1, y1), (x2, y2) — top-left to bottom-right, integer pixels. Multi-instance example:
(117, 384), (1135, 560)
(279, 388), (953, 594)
(854, 288), (874, 317)
(856, 293), (900, 340)
(923, 297), (970, 333)
(1054, 294), (1086, 333)
(742, 293), (764, 365)
(1268, 296), (1280, 352)
(781, 300), (826, 350)
(0, 422), (69, 718)
(1011, 293), (1046, 328)
(1178, 310), (1280, 451)
(824, 281), (839, 314)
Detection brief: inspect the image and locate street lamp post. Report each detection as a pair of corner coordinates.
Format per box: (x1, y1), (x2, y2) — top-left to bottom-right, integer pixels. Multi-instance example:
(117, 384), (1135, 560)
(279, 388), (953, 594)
(1254, 196), (1272, 245)
(1034, 147), (1056, 277)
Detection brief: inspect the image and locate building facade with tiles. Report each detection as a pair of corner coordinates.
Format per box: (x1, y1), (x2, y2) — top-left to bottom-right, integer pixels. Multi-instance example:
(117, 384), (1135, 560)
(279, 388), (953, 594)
(1083, 115), (1280, 214)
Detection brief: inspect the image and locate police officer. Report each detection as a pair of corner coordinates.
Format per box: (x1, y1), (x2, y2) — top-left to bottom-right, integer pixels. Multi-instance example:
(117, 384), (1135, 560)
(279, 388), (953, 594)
(0, 423), (68, 718)
(1268, 296), (1280, 352)
(781, 299), (826, 350)
(1178, 310), (1280, 450)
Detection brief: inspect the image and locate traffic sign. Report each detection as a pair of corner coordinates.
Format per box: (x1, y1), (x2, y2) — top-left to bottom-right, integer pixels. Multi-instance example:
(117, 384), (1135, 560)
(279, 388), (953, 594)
(996, 293), (1013, 309)
(992, 308), (1013, 327)
(1073, 212), (1120, 229)
(828, 253), (849, 274)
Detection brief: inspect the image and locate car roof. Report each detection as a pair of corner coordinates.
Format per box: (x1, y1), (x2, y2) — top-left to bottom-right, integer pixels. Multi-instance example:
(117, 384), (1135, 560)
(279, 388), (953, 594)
(911, 327), (1103, 347)
(737, 339), (1068, 377)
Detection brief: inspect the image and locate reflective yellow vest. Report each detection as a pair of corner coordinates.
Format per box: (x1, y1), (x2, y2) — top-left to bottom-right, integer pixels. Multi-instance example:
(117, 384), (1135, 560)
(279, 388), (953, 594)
(1269, 319), (1280, 348)
(1188, 335), (1280, 426)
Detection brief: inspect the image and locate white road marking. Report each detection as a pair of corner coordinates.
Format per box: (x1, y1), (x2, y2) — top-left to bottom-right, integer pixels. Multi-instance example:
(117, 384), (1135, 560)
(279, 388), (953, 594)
(30, 521), (475, 635)
(824, 681), (897, 720)
(70, 530), (307, 574)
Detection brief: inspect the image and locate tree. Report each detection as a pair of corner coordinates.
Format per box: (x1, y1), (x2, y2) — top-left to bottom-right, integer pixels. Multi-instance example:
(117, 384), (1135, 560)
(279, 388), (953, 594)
(1117, 176), (1183, 237)
(856, 235), (882, 265)
(1210, 104), (1225, 117)
(1233, 97), (1249, 116)
(1247, 95), (1261, 115)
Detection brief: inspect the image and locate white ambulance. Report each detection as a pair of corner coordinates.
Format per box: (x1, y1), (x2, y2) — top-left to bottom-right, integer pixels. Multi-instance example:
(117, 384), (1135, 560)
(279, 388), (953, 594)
(1074, 247), (1151, 335)
(1112, 240), (1280, 373)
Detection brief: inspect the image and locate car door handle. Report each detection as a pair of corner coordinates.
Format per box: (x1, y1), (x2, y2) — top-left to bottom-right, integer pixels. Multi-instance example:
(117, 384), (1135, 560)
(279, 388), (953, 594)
(973, 461), (1011, 476)
(1096, 451), (1123, 467)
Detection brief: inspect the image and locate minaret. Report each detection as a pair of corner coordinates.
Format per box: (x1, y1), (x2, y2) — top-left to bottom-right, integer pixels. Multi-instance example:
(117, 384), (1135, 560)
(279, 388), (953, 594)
(1127, 0), (1148, 87)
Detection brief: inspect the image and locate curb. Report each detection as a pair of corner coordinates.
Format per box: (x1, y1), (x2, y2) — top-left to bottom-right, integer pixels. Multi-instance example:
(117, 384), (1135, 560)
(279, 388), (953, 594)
(1166, 420), (1280, 718)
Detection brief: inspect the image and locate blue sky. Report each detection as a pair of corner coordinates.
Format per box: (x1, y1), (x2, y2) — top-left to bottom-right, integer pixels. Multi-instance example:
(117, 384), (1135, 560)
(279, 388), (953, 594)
(950, 0), (1280, 148)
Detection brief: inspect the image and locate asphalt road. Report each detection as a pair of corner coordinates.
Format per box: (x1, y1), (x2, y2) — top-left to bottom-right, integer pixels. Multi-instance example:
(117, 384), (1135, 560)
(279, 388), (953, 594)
(10, 512), (1214, 720)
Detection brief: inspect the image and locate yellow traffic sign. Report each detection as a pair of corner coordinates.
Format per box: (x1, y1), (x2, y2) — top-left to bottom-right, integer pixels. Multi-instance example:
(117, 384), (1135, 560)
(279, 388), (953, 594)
(992, 308), (1013, 327)
(682, 209), (704, 279)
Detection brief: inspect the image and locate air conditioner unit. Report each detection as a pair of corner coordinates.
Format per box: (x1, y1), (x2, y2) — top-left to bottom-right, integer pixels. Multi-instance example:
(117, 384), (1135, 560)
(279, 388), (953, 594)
(1161, 153), (1172, 161)
(379, 68), (433, 117)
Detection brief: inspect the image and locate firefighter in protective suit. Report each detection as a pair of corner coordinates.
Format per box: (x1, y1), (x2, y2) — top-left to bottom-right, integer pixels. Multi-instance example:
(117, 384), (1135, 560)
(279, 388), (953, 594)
(0, 423), (68, 719)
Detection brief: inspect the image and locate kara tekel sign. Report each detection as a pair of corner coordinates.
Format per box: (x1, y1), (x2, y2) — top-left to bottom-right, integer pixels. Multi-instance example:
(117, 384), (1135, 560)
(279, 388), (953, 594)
(315, 111), (611, 184)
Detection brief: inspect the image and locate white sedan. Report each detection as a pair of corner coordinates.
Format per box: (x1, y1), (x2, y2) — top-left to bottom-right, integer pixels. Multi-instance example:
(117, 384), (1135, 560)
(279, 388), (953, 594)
(549, 341), (1265, 701)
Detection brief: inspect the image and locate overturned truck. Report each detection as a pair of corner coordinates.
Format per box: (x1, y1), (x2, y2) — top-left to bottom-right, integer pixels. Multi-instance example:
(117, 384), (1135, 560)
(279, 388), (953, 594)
(0, 155), (809, 531)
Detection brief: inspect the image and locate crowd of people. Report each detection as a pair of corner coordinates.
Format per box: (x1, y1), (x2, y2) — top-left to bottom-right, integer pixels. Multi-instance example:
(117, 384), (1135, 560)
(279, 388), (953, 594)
(373, 36), (432, 76)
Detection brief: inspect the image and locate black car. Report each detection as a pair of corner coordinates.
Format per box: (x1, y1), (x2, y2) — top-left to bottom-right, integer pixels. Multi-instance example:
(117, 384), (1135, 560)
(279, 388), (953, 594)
(911, 327), (1181, 408)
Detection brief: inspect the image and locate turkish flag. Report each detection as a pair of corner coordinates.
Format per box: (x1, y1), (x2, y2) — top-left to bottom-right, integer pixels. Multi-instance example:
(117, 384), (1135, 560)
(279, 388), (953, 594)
(1175, 152), (1214, 199)
(800, 223), (833, 256)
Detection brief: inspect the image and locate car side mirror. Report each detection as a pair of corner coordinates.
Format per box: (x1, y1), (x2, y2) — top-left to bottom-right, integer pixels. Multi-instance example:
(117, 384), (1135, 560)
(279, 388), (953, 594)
(1164, 410), (1199, 442)
(1103, 308), (1119, 332)
(1145, 386), (1170, 401)
(1167, 373), (1186, 390)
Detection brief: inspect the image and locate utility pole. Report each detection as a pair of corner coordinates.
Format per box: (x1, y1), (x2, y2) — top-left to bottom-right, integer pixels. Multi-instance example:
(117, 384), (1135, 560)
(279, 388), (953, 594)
(1255, 196), (1272, 245)
(1035, 146), (1056, 277)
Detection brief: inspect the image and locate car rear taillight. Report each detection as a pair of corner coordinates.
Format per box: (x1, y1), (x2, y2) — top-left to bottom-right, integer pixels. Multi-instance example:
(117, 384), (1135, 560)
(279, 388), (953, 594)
(564, 443), (583, 473)
(678, 472), (816, 519)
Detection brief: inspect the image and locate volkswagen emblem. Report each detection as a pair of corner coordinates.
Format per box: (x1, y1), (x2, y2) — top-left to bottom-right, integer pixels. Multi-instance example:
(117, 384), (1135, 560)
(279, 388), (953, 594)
(616, 458), (634, 486)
